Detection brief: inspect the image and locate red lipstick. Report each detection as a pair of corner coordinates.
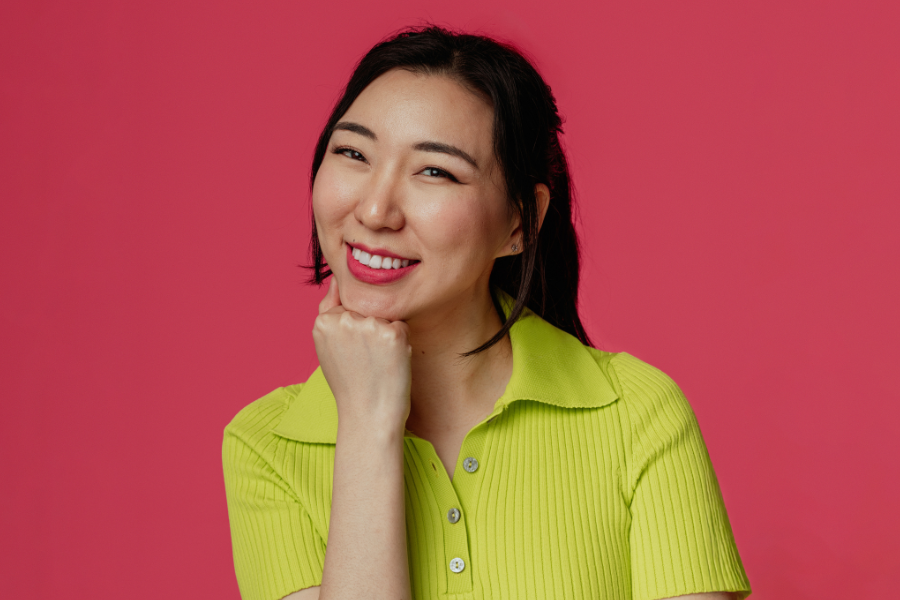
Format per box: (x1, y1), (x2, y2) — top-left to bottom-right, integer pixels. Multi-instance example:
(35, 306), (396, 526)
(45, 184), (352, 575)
(346, 244), (419, 285)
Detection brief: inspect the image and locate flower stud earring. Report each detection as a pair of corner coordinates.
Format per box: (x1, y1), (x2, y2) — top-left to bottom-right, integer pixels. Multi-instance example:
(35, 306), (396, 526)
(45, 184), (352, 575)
(511, 242), (519, 253)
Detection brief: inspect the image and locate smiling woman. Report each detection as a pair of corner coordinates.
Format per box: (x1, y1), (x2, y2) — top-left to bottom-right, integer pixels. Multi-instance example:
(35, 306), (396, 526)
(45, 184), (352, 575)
(222, 26), (751, 600)
(313, 69), (514, 326)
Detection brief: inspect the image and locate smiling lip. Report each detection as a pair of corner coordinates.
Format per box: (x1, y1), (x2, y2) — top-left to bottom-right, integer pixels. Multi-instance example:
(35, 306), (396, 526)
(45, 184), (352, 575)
(349, 242), (412, 261)
(346, 244), (419, 285)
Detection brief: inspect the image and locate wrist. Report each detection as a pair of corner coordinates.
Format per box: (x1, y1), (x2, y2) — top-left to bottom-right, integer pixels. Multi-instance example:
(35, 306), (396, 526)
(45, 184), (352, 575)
(336, 419), (406, 449)
(332, 390), (410, 442)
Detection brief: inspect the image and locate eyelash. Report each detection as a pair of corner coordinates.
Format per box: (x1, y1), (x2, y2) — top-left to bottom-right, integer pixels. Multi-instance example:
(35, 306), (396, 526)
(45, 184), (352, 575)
(332, 146), (459, 182)
(421, 167), (458, 182)
(334, 146), (365, 162)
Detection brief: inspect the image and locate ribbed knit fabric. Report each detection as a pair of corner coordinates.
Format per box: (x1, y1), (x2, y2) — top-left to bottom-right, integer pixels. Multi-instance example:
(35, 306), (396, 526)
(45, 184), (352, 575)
(223, 310), (750, 600)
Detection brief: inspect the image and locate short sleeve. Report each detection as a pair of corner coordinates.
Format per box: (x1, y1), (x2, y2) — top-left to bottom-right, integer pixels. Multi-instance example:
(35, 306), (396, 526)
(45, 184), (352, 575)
(611, 354), (751, 600)
(222, 391), (326, 600)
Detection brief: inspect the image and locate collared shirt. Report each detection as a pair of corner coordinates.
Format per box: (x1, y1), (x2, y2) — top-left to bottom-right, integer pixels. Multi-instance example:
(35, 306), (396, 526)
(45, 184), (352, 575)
(223, 308), (751, 600)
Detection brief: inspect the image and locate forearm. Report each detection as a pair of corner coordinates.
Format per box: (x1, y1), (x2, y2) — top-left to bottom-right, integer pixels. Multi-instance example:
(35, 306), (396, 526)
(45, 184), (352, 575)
(318, 424), (411, 600)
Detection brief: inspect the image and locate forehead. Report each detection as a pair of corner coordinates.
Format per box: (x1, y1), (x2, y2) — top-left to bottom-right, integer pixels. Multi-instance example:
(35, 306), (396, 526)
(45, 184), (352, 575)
(340, 69), (494, 159)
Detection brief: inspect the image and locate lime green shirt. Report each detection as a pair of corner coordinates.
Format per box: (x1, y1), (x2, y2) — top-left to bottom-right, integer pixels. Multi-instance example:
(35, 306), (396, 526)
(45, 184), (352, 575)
(223, 309), (751, 600)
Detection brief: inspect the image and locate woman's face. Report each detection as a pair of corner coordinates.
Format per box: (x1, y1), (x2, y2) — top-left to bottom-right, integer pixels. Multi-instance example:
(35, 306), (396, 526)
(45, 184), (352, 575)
(312, 69), (517, 322)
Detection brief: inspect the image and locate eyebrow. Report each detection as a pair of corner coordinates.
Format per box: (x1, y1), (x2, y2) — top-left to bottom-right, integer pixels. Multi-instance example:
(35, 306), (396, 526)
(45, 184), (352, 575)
(332, 121), (479, 169)
(413, 141), (478, 169)
(332, 121), (376, 139)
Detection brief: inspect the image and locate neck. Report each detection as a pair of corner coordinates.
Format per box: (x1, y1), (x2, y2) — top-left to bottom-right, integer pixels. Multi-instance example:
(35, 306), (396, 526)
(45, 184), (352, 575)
(404, 288), (512, 437)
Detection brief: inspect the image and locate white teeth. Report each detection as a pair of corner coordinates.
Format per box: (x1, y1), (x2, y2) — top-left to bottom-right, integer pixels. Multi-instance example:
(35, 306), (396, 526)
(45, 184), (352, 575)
(351, 247), (414, 270)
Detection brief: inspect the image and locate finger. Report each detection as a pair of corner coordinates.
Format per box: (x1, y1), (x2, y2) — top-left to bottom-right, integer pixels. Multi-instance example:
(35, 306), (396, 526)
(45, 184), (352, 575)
(391, 319), (411, 338)
(318, 276), (342, 315)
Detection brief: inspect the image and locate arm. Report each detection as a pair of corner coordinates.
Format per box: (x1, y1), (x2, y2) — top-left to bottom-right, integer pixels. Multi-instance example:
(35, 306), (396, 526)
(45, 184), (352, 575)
(309, 278), (412, 600)
(281, 589), (319, 600)
(318, 403), (409, 599)
(612, 353), (751, 600)
(283, 426), (408, 600)
(660, 594), (737, 600)
(223, 392), (328, 600)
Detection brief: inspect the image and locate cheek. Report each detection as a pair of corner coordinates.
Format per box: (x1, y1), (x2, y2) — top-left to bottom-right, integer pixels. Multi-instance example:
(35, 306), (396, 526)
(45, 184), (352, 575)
(312, 162), (358, 240)
(416, 194), (509, 264)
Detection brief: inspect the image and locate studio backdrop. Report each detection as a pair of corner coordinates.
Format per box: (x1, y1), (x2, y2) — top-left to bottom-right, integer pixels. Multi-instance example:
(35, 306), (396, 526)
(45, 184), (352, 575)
(1, 1), (898, 598)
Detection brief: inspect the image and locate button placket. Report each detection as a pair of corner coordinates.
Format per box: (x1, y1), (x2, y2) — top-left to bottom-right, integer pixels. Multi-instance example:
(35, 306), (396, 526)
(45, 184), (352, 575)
(445, 421), (491, 589)
(405, 437), (473, 593)
(441, 494), (470, 592)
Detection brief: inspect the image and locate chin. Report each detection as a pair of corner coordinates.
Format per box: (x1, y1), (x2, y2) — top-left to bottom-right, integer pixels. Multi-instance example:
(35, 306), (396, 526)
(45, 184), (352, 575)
(340, 286), (411, 322)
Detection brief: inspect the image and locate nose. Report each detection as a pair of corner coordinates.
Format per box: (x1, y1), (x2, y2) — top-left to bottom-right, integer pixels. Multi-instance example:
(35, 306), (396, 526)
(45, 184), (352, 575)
(353, 170), (405, 232)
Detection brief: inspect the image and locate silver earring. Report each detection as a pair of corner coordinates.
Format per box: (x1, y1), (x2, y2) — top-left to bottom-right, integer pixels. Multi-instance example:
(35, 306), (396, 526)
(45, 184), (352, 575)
(511, 243), (519, 253)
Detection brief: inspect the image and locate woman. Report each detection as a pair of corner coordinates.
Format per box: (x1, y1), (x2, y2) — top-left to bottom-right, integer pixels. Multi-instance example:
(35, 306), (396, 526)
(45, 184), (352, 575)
(223, 26), (751, 600)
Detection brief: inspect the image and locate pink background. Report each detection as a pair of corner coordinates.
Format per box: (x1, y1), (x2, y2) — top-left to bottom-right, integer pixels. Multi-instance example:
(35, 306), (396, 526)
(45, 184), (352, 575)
(2, 1), (898, 598)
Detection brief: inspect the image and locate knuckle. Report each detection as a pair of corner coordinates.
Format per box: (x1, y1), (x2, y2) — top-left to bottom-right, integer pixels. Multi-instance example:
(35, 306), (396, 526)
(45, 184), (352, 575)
(382, 328), (402, 344)
(314, 313), (337, 331)
(339, 312), (356, 330)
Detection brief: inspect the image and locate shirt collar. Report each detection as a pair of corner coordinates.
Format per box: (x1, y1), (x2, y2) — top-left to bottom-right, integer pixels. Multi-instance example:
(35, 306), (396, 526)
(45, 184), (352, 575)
(272, 294), (618, 444)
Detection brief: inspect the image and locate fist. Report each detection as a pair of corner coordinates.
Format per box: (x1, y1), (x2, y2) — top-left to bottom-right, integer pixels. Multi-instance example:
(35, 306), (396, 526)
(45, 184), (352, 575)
(312, 277), (412, 435)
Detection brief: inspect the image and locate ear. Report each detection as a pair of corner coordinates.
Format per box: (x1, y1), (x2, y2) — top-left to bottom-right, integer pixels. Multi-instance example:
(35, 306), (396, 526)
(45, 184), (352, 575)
(502, 183), (551, 256)
(534, 183), (551, 231)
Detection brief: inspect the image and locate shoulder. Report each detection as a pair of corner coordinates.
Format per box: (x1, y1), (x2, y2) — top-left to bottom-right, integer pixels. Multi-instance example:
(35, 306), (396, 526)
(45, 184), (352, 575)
(223, 383), (305, 447)
(585, 348), (696, 426)
(598, 351), (683, 397)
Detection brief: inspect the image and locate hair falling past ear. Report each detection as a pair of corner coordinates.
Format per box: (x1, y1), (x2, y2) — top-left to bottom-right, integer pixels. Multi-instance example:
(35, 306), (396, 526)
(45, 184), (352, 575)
(306, 25), (591, 354)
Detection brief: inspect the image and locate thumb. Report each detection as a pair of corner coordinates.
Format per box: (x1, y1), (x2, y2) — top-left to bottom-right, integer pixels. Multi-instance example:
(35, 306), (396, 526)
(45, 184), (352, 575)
(318, 275), (342, 314)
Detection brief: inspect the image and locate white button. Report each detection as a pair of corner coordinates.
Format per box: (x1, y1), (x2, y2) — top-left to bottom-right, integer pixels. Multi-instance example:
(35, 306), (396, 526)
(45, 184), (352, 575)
(463, 457), (479, 473)
(447, 508), (461, 524)
(449, 557), (465, 573)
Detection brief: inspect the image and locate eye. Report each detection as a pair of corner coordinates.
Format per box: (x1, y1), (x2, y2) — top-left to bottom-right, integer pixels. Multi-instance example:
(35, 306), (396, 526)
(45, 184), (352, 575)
(421, 167), (458, 182)
(334, 146), (366, 162)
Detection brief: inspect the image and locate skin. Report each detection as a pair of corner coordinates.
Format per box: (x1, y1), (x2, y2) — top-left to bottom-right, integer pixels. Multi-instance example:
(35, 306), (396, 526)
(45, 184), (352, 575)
(282, 69), (736, 600)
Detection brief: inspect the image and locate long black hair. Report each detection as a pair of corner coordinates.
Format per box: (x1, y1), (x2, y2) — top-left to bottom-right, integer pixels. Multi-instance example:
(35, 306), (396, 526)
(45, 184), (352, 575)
(307, 25), (591, 353)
